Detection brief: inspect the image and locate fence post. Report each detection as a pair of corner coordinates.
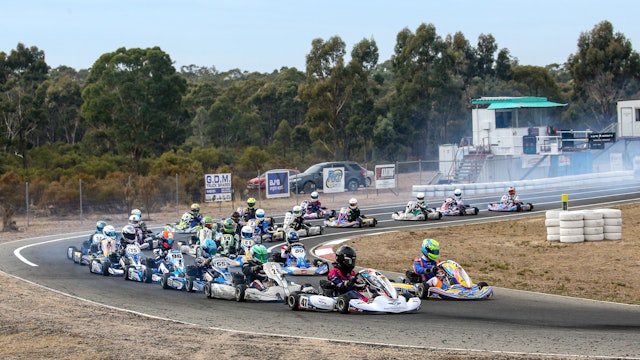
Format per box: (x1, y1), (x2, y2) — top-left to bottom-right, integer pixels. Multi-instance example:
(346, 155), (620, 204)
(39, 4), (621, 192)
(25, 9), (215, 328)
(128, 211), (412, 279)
(79, 179), (83, 225)
(25, 182), (29, 229)
(175, 174), (179, 216)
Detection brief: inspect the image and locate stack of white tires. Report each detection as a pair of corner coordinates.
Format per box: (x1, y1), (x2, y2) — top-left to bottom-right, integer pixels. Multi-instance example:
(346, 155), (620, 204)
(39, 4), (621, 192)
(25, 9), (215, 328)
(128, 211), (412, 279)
(545, 209), (622, 242)
(594, 209), (622, 240)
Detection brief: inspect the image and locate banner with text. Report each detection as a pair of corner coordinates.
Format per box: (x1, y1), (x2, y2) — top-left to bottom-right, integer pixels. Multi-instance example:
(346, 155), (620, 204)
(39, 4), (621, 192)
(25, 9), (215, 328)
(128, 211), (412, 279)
(375, 164), (396, 189)
(265, 170), (290, 199)
(204, 173), (232, 202)
(323, 167), (345, 193)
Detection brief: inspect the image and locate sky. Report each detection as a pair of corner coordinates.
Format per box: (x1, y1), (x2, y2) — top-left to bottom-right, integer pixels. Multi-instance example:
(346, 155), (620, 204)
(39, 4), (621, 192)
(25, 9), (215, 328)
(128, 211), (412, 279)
(2, 0), (638, 73)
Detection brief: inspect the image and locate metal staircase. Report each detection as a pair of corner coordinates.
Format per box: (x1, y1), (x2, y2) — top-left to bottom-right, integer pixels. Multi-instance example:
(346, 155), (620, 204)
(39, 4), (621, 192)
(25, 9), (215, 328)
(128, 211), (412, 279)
(452, 153), (487, 184)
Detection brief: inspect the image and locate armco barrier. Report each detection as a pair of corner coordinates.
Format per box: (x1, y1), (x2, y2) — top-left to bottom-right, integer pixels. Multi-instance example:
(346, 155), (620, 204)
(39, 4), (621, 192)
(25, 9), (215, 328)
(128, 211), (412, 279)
(412, 171), (634, 200)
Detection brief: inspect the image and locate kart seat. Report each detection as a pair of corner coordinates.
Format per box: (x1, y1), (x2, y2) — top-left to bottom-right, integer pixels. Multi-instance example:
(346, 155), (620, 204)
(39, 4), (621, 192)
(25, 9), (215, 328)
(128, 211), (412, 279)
(319, 280), (338, 297)
(405, 271), (423, 284)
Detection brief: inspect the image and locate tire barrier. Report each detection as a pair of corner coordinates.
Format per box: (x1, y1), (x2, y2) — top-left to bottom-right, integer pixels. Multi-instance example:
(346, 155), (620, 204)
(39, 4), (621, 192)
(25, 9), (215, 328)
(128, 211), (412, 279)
(546, 209), (622, 242)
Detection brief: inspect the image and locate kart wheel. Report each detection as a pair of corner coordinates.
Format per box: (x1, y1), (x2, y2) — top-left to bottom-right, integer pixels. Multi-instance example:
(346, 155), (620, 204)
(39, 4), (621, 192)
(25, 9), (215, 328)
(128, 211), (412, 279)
(123, 266), (131, 281)
(67, 246), (76, 260)
(336, 295), (350, 314)
(473, 207), (479, 215)
(235, 284), (247, 302)
(195, 247), (203, 258)
(186, 276), (196, 292)
(287, 292), (301, 310)
(161, 273), (171, 289)
(89, 259), (96, 274)
(143, 267), (153, 283)
(416, 283), (430, 300)
(204, 282), (212, 298)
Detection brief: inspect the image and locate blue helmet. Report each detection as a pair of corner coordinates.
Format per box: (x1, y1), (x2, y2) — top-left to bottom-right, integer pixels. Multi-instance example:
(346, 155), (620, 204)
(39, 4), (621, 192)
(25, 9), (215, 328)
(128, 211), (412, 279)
(96, 220), (107, 233)
(202, 238), (217, 256)
(287, 231), (300, 244)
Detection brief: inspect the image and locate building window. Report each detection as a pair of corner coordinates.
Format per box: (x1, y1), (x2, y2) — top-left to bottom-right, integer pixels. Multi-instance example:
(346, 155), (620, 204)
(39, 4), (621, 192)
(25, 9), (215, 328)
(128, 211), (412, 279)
(636, 108), (640, 121)
(495, 110), (513, 128)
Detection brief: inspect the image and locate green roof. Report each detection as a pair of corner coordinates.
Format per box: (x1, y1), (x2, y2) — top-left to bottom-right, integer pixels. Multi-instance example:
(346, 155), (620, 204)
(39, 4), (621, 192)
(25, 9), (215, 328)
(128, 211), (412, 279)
(471, 96), (567, 110)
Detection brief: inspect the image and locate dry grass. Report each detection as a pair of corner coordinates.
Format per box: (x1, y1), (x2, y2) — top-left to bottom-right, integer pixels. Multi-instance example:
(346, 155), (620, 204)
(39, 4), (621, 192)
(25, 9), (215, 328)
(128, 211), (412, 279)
(352, 203), (640, 305)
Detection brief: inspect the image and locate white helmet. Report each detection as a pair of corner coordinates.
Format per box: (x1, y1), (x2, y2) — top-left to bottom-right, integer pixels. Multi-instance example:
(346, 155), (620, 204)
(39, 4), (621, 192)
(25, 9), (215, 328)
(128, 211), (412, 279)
(241, 225), (254, 239)
(131, 208), (142, 219)
(292, 205), (303, 218)
(122, 224), (136, 243)
(349, 198), (358, 209)
(310, 191), (319, 200)
(454, 188), (462, 198)
(255, 208), (265, 219)
(103, 225), (116, 239)
(129, 214), (139, 224)
(416, 192), (425, 201)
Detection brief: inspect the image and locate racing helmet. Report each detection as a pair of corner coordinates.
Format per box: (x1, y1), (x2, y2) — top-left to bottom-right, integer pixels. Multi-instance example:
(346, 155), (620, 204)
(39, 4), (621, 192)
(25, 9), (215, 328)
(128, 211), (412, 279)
(255, 209), (265, 220)
(292, 205), (303, 218)
(421, 238), (440, 261)
(310, 191), (319, 201)
(223, 218), (235, 233)
(231, 211), (241, 222)
(103, 225), (117, 239)
(250, 244), (268, 264)
(202, 238), (217, 256)
(131, 208), (142, 219)
(129, 214), (139, 226)
(247, 197), (256, 209)
(122, 224), (137, 243)
(335, 245), (357, 273)
(287, 231), (300, 244)
(416, 192), (425, 201)
(349, 198), (358, 209)
(190, 203), (200, 213)
(203, 216), (214, 229)
(96, 220), (107, 233)
(508, 186), (516, 196)
(454, 188), (462, 198)
(241, 225), (254, 240)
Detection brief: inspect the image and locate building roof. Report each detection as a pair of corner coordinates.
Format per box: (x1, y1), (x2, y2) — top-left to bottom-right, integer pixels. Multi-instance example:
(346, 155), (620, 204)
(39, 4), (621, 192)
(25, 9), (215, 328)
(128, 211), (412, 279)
(471, 96), (567, 110)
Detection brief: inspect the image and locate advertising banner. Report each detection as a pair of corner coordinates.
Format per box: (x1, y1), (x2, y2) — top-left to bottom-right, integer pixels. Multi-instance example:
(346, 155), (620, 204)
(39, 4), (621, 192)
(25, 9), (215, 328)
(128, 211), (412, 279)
(265, 170), (290, 199)
(322, 167), (345, 193)
(204, 173), (232, 202)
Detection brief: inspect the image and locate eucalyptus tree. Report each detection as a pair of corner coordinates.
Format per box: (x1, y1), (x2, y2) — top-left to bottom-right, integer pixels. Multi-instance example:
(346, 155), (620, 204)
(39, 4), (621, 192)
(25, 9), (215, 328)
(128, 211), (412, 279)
(80, 47), (187, 172)
(0, 43), (48, 169)
(39, 66), (83, 145)
(566, 20), (640, 129)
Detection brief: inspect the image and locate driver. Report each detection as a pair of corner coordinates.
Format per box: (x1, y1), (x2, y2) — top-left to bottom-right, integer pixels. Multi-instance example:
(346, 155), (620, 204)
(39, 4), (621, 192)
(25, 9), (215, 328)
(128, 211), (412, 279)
(413, 238), (440, 285)
(327, 245), (366, 301)
(501, 186), (519, 205)
(242, 244), (269, 290)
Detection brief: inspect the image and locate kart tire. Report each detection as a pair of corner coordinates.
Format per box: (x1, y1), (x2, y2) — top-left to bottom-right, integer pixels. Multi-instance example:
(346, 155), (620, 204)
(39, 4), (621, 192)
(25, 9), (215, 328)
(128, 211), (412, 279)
(161, 273), (171, 289)
(336, 295), (350, 314)
(67, 246), (76, 260)
(123, 266), (131, 281)
(101, 260), (111, 276)
(186, 276), (196, 292)
(287, 292), (301, 310)
(204, 282), (212, 298)
(195, 247), (203, 258)
(235, 284), (247, 302)
(473, 207), (479, 215)
(416, 283), (430, 300)
(143, 267), (153, 283)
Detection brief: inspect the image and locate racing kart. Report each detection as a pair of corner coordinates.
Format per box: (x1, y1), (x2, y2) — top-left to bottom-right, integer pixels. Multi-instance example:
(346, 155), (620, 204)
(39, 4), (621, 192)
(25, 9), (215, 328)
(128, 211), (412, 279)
(487, 201), (533, 212)
(394, 260), (493, 300)
(271, 243), (329, 276)
(88, 238), (124, 276)
(152, 249), (199, 291)
(272, 211), (324, 241)
(391, 200), (442, 221)
(437, 198), (479, 216)
(120, 244), (154, 283)
(68, 236), (103, 265)
(235, 262), (316, 302)
(203, 257), (246, 300)
(287, 268), (421, 314)
(174, 212), (202, 234)
(324, 207), (377, 228)
(300, 200), (336, 220)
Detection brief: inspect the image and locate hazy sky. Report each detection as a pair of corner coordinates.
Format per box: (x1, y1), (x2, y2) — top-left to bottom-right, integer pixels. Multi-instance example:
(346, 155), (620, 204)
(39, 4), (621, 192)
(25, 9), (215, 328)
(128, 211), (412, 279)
(3, 0), (637, 72)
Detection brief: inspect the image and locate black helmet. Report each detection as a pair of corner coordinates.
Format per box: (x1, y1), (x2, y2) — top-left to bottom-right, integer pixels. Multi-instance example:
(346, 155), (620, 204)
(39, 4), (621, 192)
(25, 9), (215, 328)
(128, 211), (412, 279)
(335, 245), (357, 273)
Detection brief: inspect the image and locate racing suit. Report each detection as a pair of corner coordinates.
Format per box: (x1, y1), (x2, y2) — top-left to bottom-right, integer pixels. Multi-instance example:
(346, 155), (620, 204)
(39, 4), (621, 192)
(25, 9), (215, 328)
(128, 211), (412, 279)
(241, 207), (257, 222)
(500, 194), (520, 206)
(327, 266), (367, 301)
(242, 259), (268, 287)
(307, 199), (322, 214)
(346, 207), (363, 224)
(413, 256), (438, 282)
(290, 215), (308, 231)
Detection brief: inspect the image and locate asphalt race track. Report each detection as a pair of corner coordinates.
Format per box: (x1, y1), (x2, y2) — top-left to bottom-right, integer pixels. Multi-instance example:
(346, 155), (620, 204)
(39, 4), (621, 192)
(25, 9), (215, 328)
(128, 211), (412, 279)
(2, 181), (640, 358)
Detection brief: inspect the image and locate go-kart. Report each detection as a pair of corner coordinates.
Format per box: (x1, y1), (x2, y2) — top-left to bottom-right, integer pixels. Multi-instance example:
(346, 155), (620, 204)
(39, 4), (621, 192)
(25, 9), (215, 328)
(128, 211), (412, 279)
(437, 198), (479, 216)
(88, 238), (124, 276)
(152, 249), (199, 291)
(394, 260), (493, 300)
(287, 268), (421, 314)
(300, 200), (336, 220)
(487, 201), (533, 212)
(120, 244), (154, 283)
(391, 200), (442, 221)
(174, 212), (202, 234)
(272, 211), (324, 241)
(272, 243), (329, 275)
(235, 262), (316, 302)
(324, 207), (377, 228)
(203, 257), (246, 300)
(68, 234), (105, 265)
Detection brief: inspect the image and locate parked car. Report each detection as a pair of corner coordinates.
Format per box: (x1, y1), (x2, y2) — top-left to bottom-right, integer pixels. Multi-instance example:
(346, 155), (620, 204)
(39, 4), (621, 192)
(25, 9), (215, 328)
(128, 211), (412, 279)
(290, 162), (367, 194)
(247, 169), (300, 191)
(365, 169), (374, 187)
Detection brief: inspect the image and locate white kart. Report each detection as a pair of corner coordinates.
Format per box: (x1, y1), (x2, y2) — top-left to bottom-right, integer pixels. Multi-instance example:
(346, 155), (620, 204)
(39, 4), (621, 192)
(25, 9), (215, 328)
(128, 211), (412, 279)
(391, 201), (442, 221)
(272, 211), (324, 241)
(287, 268), (421, 314)
(235, 262), (316, 302)
(202, 257), (246, 300)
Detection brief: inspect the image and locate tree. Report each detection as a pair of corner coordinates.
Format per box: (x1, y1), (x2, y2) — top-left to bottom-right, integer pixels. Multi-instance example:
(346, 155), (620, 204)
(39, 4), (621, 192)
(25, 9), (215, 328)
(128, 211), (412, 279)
(80, 47), (188, 172)
(567, 21), (640, 128)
